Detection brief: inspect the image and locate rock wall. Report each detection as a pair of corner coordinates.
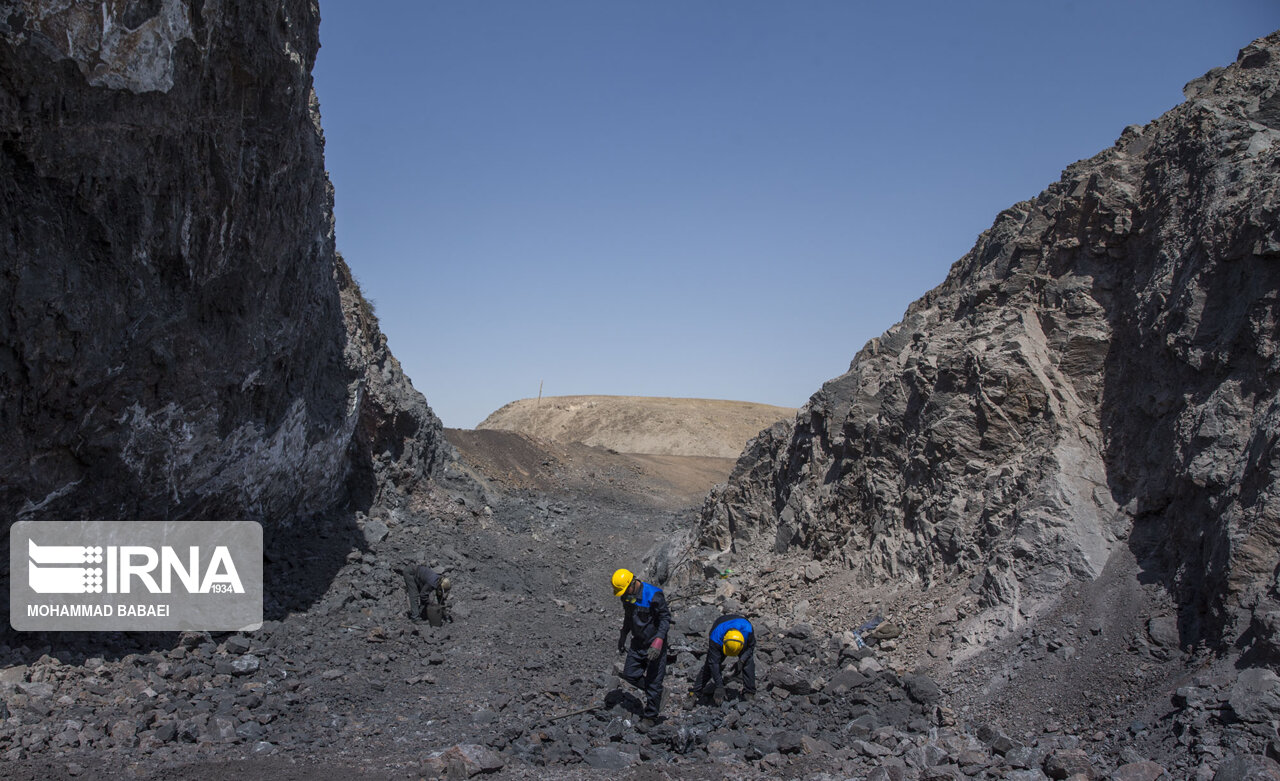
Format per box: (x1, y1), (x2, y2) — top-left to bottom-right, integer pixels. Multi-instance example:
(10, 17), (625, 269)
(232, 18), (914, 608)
(699, 33), (1280, 652)
(0, 0), (448, 529)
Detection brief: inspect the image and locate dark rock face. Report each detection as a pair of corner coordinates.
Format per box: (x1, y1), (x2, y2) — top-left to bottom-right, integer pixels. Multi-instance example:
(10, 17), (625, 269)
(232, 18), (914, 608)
(699, 33), (1280, 651)
(0, 0), (447, 528)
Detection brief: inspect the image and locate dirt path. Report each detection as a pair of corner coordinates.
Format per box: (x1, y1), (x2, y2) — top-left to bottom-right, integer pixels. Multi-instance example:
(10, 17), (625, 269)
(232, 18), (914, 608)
(444, 428), (736, 509)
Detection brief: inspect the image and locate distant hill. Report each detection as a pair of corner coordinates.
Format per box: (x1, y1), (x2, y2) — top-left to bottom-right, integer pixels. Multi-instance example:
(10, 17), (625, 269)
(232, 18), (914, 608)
(476, 396), (797, 458)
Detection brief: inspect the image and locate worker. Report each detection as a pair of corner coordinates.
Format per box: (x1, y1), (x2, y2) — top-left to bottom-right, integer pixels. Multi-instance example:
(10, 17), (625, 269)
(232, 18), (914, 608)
(611, 568), (672, 725)
(690, 613), (756, 705)
(404, 564), (452, 625)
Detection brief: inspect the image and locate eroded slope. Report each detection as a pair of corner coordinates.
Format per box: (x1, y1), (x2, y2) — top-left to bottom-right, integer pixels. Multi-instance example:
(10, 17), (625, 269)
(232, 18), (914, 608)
(478, 396), (795, 459)
(698, 33), (1280, 659)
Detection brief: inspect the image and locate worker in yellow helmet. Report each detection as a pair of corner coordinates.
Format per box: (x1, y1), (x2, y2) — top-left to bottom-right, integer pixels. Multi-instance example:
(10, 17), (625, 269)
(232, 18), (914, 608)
(690, 614), (756, 705)
(610, 568), (672, 725)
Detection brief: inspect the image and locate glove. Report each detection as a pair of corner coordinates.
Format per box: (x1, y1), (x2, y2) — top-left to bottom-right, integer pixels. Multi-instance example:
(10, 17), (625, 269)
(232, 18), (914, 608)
(618, 630), (628, 655)
(646, 637), (663, 662)
(713, 686), (725, 705)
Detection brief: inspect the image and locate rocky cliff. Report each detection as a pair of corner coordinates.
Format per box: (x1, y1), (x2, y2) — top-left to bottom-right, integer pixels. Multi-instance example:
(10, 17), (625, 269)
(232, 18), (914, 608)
(0, 0), (449, 529)
(699, 33), (1280, 655)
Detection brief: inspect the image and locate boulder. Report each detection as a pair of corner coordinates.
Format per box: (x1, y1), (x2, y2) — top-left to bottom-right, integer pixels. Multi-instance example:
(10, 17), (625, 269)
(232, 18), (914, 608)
(1110, 761), (1167, 781)
(774, 731), (805, 755)
(1147, 617), (1179, 648)
(681, 605), (720, 637)
(1213, 755), (1280, 781)
(1043, 748), (1094, 779)
(582, 746), (638, 770)
(230, 655), (260, 676)
(903, 673), (942, 705)
(768, 666), (815, 695)
(421, 744), (505, 778)
(362, 519), (389, 545)
(804, 561), (825, 582)
(1229, 668), (1280, 724)
(826, 669), (870, 695)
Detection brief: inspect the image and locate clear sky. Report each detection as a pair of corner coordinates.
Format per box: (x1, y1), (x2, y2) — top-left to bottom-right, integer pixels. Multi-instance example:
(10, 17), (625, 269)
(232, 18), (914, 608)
(312, 2), (1277, 429)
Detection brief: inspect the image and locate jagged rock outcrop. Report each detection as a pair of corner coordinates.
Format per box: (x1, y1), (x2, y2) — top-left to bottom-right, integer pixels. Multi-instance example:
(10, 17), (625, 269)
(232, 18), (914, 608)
(0, 0), (448, 529)
(700, 33), (1280, 652)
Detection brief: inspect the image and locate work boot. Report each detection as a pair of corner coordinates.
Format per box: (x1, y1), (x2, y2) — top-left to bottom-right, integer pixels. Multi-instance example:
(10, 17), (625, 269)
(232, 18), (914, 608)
(403, 570), (420, 620)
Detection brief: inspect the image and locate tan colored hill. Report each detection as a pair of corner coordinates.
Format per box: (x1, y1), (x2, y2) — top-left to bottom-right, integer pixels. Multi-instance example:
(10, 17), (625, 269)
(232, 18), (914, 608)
(476, 395), (796, 458)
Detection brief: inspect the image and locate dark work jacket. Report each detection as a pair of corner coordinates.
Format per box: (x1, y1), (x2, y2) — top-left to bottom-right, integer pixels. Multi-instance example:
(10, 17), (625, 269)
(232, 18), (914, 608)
(619, 581), (672, 649)
(413, 565), (443, 591)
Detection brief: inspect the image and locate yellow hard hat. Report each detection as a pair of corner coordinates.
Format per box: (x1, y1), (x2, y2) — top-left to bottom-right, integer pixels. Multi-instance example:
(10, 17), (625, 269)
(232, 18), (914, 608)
(723, 629), (745, 657)
(611, 568), (634, 597)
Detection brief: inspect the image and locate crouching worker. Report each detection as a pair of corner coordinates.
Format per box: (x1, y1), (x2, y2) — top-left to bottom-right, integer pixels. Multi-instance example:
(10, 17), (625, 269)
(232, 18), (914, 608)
(404, 564), (452, 626)
(691, 614), (756, 705)
(611, 568), (672, 726)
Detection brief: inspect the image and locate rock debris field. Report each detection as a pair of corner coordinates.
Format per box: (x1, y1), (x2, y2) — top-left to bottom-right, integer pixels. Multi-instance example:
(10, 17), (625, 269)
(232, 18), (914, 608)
(3, 440), (1280, 781)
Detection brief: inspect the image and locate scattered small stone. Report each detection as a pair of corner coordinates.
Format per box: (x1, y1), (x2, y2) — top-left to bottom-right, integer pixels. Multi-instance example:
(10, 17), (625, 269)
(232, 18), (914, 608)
(1110, 760), (1168, 781)
(1043, 748), (1093, 779)
(582, 746), (638, 770)
(230, 655), (260, 676)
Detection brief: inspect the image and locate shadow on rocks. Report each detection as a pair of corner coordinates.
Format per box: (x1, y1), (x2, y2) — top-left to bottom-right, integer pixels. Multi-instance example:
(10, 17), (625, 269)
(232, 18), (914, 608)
(0, 508), (366, 667)
(604, 687), (645, 717)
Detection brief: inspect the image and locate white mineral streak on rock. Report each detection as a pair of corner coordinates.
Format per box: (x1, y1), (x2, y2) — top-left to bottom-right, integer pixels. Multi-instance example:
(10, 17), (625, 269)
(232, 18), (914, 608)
(119, 398), (358, 521)
(17, 0), (194, 93)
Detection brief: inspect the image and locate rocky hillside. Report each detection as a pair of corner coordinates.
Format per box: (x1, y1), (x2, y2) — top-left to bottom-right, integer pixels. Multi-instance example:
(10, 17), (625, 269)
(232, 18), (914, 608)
(478, 395), (795, 458)
(697, 33), (1280, 658)
(0, 0), (449, 529)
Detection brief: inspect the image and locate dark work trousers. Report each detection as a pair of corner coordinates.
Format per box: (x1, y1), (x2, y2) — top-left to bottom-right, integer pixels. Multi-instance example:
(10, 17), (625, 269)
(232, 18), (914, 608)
(621, 647), (667, 718)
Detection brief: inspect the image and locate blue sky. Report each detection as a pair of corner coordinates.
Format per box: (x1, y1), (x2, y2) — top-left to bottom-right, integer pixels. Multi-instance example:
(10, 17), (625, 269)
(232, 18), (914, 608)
(312, 2), (1277, 429)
